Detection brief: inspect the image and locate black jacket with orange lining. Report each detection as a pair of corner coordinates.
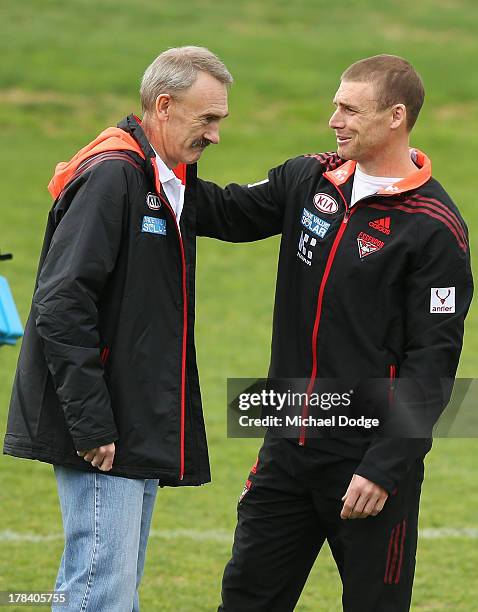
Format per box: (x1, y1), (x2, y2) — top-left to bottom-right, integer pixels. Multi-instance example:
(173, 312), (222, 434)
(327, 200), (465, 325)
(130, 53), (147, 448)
(197, 149), (473, 493)
(4, 115), (210, 485)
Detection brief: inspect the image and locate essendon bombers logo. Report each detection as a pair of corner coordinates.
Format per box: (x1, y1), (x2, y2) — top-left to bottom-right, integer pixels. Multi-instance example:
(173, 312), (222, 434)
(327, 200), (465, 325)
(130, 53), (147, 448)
(313, 193), (339, 214)
(146, 192), (161, 210)
(369, 217), (391, 235)
(357, 231), (384, 259)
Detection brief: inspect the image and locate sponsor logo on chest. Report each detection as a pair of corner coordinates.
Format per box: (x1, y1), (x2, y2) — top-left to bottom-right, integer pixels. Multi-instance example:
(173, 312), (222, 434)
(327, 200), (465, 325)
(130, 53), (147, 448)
(146, 193), (162, 210)
(369, 216), (391, 235)
(313, 193), (339, 214)
(297, 231), (317, 266)
(301, 208), (331, 239)
(141, 215), (167, 235)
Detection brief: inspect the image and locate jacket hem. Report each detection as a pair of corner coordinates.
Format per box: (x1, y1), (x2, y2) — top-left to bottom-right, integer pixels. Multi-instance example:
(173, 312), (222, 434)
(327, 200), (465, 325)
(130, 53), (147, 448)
(3, 443), (210, 486)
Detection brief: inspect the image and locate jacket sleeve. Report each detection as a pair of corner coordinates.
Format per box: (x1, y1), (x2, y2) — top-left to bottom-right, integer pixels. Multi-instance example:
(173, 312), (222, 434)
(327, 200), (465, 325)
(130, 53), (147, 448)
(32, 162), (131, 450)
(355, 216), (473, 493)
(196, 161), (293, 241)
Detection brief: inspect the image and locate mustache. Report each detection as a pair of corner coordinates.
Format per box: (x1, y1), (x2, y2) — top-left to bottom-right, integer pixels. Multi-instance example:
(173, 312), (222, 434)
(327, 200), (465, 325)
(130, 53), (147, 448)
(191, 139), (212, 149)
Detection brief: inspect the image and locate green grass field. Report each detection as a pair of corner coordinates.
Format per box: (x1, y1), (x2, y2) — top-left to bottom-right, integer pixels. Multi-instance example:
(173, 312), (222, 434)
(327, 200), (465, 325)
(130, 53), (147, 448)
(1, 1), (477, 609)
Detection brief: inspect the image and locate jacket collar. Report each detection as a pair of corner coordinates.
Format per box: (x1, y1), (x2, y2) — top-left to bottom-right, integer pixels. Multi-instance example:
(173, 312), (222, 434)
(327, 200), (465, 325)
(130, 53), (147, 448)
(48, 114), (187, 200)
(48, 116), (145, 199)
(324, 148), (432, 196)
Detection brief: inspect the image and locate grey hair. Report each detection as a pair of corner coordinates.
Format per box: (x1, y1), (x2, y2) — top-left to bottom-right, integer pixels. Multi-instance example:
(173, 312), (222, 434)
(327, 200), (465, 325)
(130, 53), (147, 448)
(140, 46), (233, 112)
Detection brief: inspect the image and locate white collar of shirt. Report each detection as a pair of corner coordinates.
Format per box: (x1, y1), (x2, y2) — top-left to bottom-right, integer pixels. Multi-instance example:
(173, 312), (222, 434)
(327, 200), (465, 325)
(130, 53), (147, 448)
(350, 165), (403, 207)
(153, 151), (185, 226)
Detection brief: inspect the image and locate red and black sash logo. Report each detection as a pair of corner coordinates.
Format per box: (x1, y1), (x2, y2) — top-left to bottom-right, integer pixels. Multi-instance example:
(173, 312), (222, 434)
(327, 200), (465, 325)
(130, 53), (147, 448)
(357, 231), (385, 259)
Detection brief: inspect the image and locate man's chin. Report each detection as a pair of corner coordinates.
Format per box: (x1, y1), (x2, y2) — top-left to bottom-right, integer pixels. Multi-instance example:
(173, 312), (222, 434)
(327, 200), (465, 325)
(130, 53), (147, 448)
(337, 144), (353, 160)
(178, 149), (203, 166)
(189, 148), (205, 162)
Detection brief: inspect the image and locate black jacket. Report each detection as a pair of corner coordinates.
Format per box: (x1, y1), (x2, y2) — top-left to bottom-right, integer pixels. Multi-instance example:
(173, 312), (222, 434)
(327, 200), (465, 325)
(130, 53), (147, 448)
(197, 149), (473, 493)
(3, 115), (210, 485)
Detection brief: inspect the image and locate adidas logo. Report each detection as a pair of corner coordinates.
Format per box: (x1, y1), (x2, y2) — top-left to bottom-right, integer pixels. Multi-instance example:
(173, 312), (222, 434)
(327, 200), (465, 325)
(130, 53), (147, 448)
(369, 217), (391, 235)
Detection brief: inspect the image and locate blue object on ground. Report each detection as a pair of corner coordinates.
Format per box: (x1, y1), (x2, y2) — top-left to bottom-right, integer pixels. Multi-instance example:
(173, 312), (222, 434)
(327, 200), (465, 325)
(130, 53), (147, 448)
(0, 275), (24, 346)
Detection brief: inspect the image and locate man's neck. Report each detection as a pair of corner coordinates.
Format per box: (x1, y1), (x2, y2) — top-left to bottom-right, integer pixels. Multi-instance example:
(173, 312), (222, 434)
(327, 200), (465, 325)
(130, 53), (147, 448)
(357, 142), (417, 178)
(142, 118), (175, 170)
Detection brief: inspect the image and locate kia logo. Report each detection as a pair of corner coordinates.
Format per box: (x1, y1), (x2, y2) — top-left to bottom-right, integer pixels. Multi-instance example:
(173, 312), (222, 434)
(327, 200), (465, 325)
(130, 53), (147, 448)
(147, 193), (161, 210)
(313, 193), (338, 214)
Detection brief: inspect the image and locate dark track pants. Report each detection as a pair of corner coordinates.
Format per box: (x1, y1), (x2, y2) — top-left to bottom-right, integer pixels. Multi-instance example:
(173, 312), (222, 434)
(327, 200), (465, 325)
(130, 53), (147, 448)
(219, 434), (424, 612)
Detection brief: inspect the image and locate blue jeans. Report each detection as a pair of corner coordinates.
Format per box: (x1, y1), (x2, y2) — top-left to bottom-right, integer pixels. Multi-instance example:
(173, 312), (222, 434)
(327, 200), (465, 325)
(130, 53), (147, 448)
(53, 466), (159, 612)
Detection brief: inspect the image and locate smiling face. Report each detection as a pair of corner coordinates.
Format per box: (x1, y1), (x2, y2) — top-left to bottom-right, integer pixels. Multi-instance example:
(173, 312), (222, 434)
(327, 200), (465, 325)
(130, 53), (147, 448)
(329, 80), (394, 165)
(156, 71), (229, 168)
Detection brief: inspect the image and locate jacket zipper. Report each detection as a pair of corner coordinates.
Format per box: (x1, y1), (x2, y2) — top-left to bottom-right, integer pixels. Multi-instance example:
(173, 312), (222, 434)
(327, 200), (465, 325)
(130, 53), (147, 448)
(389, 364), (397, 408)
(100, 345), (110, 364)
(299, 178), (408, 444)
(151, 159), (188, 480)
(299, 185), (356, 446)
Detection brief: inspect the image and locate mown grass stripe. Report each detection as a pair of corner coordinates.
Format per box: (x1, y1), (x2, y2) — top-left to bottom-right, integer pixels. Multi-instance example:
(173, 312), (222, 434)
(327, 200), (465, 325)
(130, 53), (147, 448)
(1, 527), (477, 543)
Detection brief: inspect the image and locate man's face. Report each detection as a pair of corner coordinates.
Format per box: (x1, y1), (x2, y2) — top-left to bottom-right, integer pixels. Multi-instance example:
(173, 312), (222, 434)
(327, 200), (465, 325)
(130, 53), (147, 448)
(161, 71), (229, 167)
(329, 80), (392, 164)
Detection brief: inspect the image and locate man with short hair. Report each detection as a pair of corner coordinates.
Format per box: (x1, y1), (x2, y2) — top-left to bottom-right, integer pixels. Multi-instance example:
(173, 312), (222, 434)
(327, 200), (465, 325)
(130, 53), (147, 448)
(197, 55), (473, 611)
(3, 46), (231, 611)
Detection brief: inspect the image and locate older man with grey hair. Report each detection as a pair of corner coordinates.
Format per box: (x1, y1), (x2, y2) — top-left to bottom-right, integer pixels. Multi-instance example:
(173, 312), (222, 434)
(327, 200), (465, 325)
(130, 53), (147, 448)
(4, 46), (231, 611)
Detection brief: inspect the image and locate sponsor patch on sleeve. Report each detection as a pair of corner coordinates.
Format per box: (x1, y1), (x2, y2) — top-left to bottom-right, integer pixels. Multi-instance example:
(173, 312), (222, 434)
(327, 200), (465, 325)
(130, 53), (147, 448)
(141, 215), (167, 235)
(301, 208), (331, 239)
(430, 287), (455, 313)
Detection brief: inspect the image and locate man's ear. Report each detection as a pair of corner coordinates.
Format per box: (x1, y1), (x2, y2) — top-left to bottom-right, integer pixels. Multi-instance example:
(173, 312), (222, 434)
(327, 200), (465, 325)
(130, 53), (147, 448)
(155, 94), (172, 122)
(390, 104), (407, 130)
